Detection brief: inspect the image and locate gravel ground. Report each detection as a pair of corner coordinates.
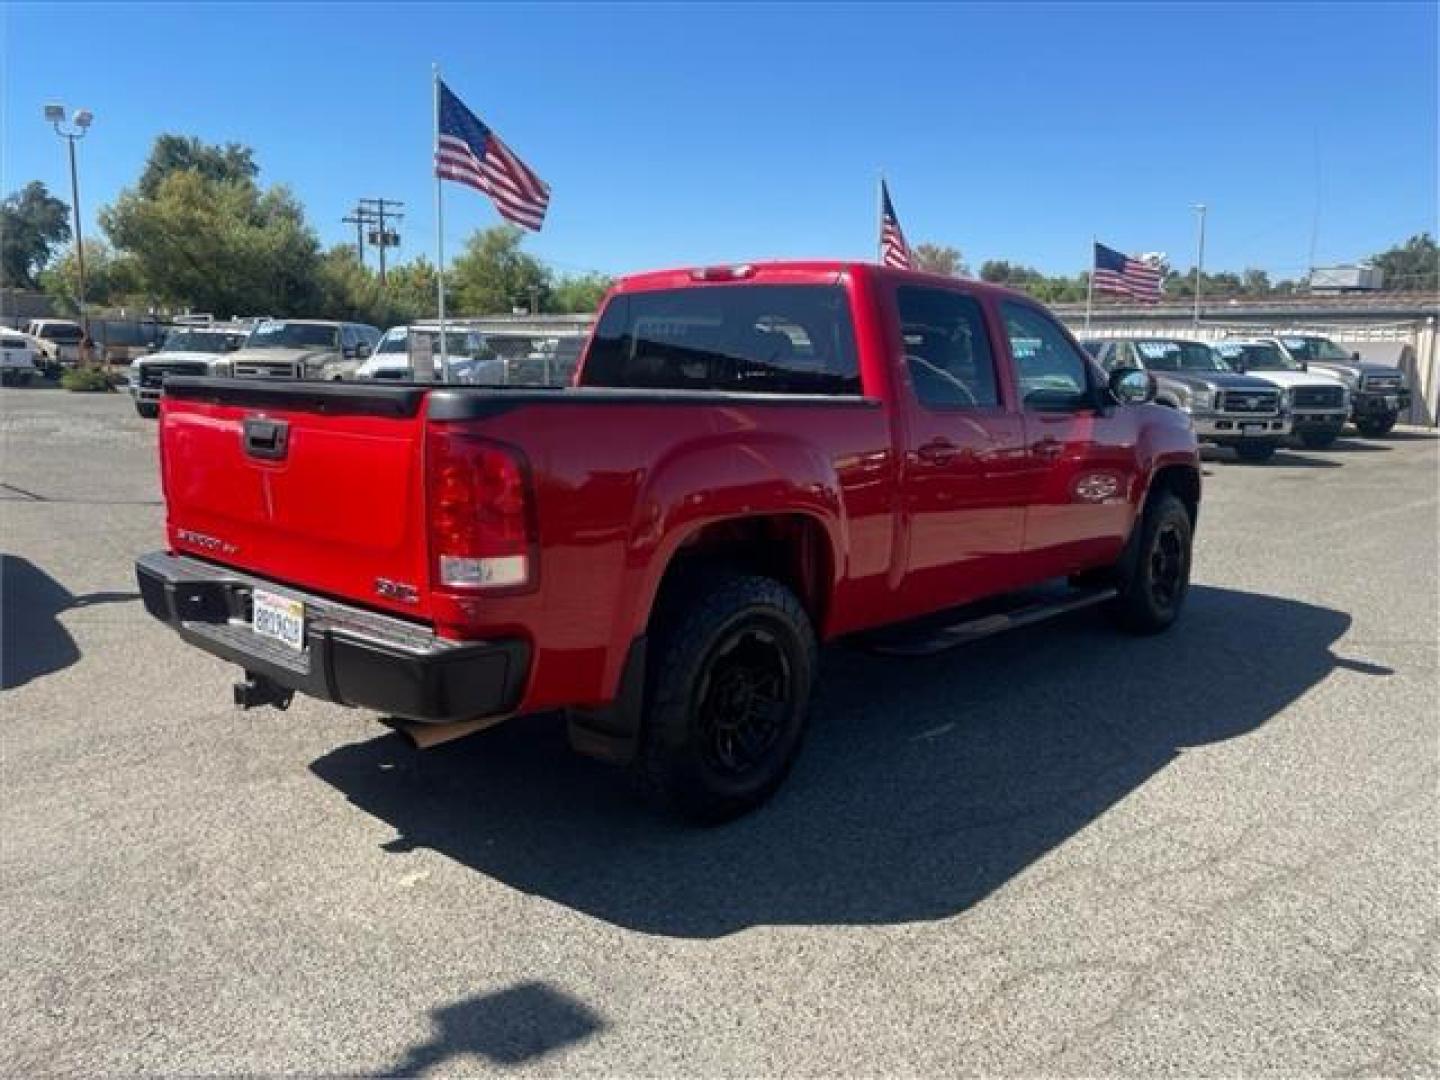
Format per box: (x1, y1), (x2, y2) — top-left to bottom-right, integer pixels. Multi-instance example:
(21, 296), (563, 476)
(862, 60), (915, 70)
(2, 386), (1436, 1077)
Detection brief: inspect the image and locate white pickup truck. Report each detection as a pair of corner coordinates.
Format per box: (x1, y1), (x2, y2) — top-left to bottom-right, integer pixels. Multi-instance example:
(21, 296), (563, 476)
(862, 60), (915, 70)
(1, 330), (43, 385)
(1213, 339), (1350, 449)
(128, 325), (248, 418)
(1258, 335), (1412, 436)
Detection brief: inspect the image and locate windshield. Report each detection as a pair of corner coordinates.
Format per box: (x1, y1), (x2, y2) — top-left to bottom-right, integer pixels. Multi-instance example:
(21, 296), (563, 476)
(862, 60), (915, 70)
(159, 330), (235, 354)
(39, 324), (83, 342)
(1216, 342), (1298, 372)
(1283, 336), (1350, 362)
(245, 322), (337, 350)
(375, 330), (409, 355)
(374, 328), (493, 358)
(1135, 340), (1229, 372)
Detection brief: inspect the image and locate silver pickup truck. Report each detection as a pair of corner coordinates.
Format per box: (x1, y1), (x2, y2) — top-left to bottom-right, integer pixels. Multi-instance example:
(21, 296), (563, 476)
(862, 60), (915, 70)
(226, 320), (380, 381)
(1084, 338), (1292, 462)
(1257, 335), (1411, 436)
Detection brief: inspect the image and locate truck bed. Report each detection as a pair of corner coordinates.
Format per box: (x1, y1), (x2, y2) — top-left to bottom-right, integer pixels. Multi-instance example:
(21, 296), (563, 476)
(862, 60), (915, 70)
(159, 376), (893, 709)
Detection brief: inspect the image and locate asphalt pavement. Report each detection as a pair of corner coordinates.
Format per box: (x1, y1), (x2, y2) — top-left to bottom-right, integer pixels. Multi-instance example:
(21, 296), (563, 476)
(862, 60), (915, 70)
(2, 386), (1436, 1076)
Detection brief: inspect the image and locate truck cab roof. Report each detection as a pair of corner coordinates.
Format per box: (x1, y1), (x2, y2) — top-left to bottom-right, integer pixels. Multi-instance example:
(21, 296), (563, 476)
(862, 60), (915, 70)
(613, 260), (1035, 303)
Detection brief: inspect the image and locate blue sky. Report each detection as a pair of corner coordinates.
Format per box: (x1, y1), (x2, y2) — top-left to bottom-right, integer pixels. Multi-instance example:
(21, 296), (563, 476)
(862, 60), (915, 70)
(5, 2), (1436, 280)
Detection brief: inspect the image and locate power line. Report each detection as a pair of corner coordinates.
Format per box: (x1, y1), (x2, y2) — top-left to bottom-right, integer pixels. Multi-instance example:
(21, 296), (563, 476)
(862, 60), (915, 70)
(358, 197), (404, 284)
(340, 205), (377, 266)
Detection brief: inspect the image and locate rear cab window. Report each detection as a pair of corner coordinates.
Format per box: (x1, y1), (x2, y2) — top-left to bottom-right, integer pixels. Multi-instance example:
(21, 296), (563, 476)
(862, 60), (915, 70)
(39, 323), (84, 343)
(582, 284), (862, 396)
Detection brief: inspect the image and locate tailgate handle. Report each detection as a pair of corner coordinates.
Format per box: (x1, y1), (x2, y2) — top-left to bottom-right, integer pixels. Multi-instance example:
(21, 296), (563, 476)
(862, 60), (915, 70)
(242, 417), (289, 461)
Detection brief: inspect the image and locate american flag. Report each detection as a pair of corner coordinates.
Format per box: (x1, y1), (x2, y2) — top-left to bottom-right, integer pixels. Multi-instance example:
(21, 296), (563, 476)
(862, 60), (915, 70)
(879, 180), (912, 269)
(1092, 242), (1163, 303)
(435, 80), (551, 231)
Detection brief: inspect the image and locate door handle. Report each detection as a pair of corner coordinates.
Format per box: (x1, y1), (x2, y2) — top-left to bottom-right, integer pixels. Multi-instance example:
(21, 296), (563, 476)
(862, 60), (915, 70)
(1032, 436), (1063, 460)
(917, 437), (957, 464)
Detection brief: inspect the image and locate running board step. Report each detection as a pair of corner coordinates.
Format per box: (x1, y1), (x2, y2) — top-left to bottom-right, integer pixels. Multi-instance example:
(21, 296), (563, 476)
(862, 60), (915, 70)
(866, 587), (1118, 657)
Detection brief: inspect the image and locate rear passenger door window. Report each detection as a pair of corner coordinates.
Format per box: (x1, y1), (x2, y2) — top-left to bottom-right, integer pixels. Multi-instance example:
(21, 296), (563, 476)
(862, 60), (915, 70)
(896, 287), (1000, 409)
(1001, 302), (1095, 412)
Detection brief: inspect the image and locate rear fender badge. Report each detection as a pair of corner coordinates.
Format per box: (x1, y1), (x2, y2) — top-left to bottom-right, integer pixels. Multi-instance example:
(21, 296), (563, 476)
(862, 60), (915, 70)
(375, 578), (420, 604)
(177, 528), (238, 556)
(1072, 472), (1121, 503)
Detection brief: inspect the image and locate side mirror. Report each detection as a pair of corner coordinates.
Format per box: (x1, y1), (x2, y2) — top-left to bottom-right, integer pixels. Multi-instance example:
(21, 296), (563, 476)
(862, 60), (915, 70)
(1352, 351), (1362, 362)
(356, 343), (372, 359)
(1109, 367), (1155, 405)
(1299, 360), (1308, 371)
(341, 345), (357, 360)
(1228, 356), (1246, 373)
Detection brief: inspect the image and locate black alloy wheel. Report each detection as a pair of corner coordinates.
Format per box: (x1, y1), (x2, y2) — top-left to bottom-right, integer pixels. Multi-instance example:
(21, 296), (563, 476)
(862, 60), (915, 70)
(695, 624), (793, 778)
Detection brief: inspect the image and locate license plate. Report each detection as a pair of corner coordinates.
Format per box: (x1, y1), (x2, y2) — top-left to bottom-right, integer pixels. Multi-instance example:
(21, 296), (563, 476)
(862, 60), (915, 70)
(1384, 395), (1399, 409)
(1239, 421), (1265, 432)
(252, 588), (305, 651)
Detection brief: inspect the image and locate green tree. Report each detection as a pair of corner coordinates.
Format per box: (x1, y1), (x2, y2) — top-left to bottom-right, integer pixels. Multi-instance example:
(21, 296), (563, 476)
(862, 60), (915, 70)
(1369, 233), (1438, 292)
(38, 239), (144, 312)
(978, 260), (1087, 301)
(137, 135), (258, 198)
(549, 272), (612, 313)
(100, 143), (322, 318)
(1241, 267), (1272, 295)
(911, 243), (968, 277)
(385, 258), (440, 323)
(314, 245), (389, 325)
(1, 182), (71, 288)
(979, 260), (1037, 286)
(448, 225), (550, 315)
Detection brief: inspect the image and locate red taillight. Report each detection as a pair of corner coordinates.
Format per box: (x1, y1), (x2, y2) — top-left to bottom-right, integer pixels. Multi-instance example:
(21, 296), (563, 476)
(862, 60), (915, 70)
(425, 427), (535, 591)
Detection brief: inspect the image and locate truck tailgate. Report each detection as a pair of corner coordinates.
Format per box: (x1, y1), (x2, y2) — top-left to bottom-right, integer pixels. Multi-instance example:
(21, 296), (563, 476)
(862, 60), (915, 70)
(160, 380), (435, 621)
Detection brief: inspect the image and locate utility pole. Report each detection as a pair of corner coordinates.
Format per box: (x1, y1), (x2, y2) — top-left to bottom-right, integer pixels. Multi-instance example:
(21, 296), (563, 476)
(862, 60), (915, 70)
(358, 197), (404, 284)
(1191, 203), (1207, 330)
(341, 208), (372, 266)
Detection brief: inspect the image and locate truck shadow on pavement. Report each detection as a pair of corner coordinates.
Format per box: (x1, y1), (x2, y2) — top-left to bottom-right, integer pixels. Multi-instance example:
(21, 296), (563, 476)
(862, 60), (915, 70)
(1200, 448), (1340, 469)
(1, 555), (139, 690)
(1312, 438), (1391, 453)
(311, 584), (1365, 939)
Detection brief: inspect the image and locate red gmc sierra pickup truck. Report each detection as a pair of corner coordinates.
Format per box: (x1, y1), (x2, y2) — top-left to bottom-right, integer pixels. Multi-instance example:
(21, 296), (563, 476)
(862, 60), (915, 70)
(137, 261), (1200, 821)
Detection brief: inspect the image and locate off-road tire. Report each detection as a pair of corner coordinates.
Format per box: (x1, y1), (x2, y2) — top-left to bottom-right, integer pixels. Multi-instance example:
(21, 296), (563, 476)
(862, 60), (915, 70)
(635, 571), (816, 824)
(135, 402), (159, 419)
(1234, 441), (1278, 463)
(1108, 492), (1192, 635)
(1355, 413), (1398, 437)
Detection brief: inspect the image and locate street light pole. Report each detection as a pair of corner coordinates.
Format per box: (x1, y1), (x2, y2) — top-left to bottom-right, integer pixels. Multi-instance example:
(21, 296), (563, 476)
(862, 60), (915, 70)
(66, 137), (87, 339)
(44, 104), (94, 362)
(1191, 202), (1207, 330)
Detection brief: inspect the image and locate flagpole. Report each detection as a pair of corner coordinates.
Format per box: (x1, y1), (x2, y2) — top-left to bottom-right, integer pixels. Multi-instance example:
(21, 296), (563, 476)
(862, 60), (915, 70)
(433, 63), (449, 383)
(1084, 235), (1096, 334)
(876, 173), (884, 264)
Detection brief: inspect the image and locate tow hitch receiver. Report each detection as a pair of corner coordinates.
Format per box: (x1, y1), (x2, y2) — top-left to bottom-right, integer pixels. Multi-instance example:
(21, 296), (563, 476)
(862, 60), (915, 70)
(234, 672), (295, 711)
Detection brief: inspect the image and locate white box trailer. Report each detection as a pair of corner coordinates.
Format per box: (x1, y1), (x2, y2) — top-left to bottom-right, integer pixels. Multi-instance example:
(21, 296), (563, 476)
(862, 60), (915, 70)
(1310, 265), (1384, 291)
